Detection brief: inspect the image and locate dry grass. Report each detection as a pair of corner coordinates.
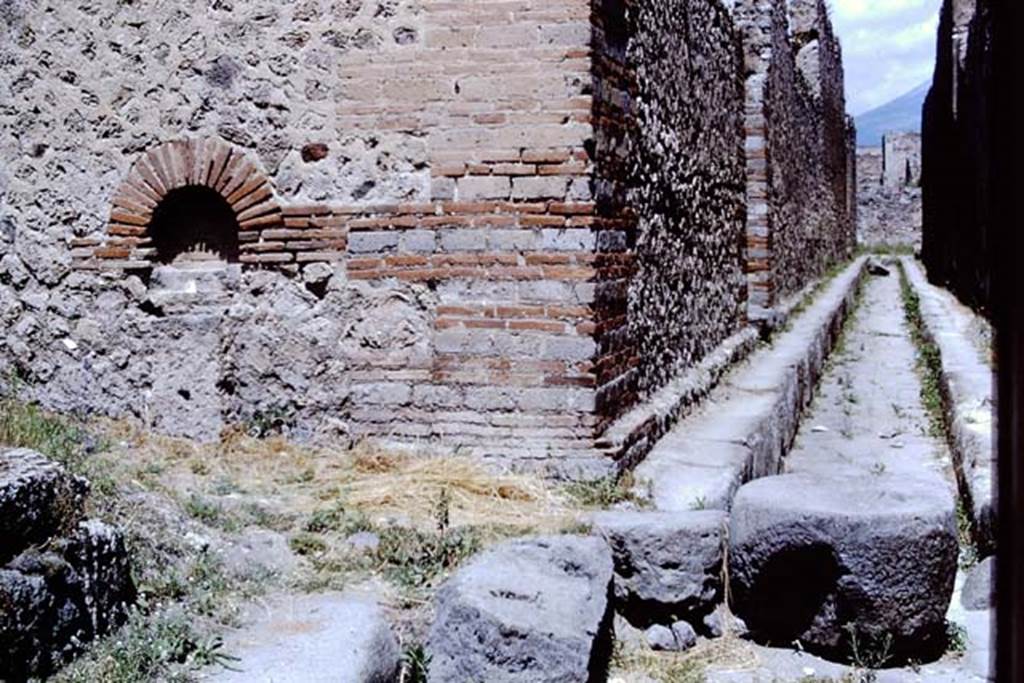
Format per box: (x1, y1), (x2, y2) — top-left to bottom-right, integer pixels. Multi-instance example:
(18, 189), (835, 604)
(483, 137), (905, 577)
(611, 634), (762, 683)
(96, 419), (579, 534)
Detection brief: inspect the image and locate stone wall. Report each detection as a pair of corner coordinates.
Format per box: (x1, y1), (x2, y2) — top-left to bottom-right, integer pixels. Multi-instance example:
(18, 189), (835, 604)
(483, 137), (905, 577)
(1, 0), (849, 475)
(620, 0), (747, 402)
(735, 0), (856, 320)
(882, 132), (922, 189)
(857, 138), (923, 249)
(922, 0), (993, 315)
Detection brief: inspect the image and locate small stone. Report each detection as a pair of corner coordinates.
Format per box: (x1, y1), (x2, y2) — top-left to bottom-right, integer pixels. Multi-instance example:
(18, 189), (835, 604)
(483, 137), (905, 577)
(703, 608), (724, 638)
(344, 531), (380, 553)
(670, 620), (698, 651)
(645, 624), (676, 651)
(302, 262), (333, 285)
(301, 143), (329, 162)
(867, 261), (891, 276)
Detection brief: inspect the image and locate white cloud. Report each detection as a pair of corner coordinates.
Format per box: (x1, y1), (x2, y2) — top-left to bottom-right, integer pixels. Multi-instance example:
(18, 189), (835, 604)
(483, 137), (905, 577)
(843, 15), (938, 56)
(832, 0), (930, 21)
(829, 0), (943, 115)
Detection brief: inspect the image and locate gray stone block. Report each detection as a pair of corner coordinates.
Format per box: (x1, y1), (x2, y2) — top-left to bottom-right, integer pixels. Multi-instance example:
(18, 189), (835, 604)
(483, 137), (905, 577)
(1, 519), (135, 680)
(729, 472), (958, 662)
(1, 448), (89, 564)
(427, 535), (614, 683)
(592, 510), (725, 627)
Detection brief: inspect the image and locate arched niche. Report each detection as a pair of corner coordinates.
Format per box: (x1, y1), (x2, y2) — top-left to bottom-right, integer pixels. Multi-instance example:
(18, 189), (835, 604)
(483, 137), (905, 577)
(104, 138), (282, 266)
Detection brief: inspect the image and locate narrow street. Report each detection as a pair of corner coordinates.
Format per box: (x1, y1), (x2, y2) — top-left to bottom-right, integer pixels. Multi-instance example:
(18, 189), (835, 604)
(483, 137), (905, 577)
(709, 264), (992, 682)
(786, 266), (947, 486)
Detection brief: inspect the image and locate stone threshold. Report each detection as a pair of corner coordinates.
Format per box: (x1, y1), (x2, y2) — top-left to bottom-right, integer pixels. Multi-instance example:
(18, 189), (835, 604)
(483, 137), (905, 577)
(901, 256), (996, 555)
(632, 255), (868, 511)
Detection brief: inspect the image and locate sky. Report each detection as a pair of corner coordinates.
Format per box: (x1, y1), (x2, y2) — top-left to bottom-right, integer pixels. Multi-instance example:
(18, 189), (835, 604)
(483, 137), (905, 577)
(829, 0), (944, 115)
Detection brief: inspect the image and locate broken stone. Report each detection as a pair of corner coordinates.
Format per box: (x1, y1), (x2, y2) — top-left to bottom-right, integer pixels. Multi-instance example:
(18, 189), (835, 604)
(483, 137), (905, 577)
(614, 613), (646, 650)
(671, 620), (698, 650)
(427, 535), (614, 683)
(591, 510), (725, 627)
(301, 142), (329, 162)
(1, 519), (136, 680)
(645, 624), (676, 651)
(217, 528), (297, 580)
(961, 556), (994, 611)
(867, 260), (891, 276)
(729, 472), (958, 662)
(0, 447), (89, 563)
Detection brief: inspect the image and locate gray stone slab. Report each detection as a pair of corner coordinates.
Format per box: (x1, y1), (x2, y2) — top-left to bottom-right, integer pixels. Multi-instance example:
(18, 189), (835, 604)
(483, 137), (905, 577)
(204, 591), (400, 683)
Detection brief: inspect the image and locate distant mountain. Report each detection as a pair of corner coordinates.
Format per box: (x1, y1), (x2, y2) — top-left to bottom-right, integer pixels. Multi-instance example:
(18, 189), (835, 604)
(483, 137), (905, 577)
(854, 81), (930, 147)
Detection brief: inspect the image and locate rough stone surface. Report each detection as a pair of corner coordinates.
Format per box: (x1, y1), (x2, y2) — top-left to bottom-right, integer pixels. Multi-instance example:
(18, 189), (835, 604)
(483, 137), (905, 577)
(735, 0), (856, 320)
(729, 472), (958, 661)
(902, 257), (995, 554)
(1, 519), (136, 680)
(857, 144), (922, 249)
(0, 0), (855, 473)
(426, 535), (614, 683)
(922, 0), (993, 314)
(591, 510), (725, 627)
(205, 591), (400, 683)
(0, 447), (89, 563)
(962, 556), (994, 611)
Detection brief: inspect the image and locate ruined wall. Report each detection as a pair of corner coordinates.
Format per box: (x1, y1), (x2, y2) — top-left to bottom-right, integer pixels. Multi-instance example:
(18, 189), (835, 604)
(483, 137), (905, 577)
(0, 0), (844, 474)
(621, 0), (747, 401)
(0, 0), (602, 466)
(857, 135), (922, 249)
(921, 0), (993, 315)
(735, 0), (855, 319)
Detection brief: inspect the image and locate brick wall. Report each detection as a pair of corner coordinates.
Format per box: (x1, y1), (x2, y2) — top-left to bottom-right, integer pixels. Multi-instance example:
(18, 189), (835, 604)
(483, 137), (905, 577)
(735, 0), (856, 320)
(1, 0), (851, 476)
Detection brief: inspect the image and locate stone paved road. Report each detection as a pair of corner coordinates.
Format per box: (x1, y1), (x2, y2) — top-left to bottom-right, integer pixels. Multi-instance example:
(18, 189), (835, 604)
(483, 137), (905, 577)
(707, 267), (992, 683)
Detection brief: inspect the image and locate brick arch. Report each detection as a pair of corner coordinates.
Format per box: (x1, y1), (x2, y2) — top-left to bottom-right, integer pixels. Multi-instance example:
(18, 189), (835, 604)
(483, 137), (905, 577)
(102, 138), (282, 265)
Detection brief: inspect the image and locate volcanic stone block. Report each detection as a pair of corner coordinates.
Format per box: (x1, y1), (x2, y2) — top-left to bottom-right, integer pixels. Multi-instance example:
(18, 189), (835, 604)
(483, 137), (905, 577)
(1, 520), (136, 680)
(427, 535), (614, 683)
(591, 510), (725, 628)
(0, 447), (89, 563)
(729, 473), (958, 662)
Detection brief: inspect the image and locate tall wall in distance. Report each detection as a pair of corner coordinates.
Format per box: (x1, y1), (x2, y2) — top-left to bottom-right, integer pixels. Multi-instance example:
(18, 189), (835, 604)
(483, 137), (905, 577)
(857, 133), (923, 249)
(735, 0), (856, 321)
(922, 0), (993, 315)
(0, 0), (851, 476)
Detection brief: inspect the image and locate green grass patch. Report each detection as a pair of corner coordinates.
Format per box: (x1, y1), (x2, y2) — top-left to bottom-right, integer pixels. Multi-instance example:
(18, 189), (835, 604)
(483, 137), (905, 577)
(898, 265), (947, 439)
(0, 393), (91, 469)
(564, 472), (646, 509)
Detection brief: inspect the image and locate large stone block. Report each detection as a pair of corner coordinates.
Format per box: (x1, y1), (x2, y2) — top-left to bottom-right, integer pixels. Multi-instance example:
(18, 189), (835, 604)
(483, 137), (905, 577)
(0, 447), (89, 563)
(1, 520), (136, 680)
(427, 535), (614, 683)
(591, 510), (725, 628)
(729, 473), (958, 662)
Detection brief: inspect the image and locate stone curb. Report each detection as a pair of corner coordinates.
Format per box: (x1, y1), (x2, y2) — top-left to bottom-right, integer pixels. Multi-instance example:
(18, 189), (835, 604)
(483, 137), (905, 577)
(633, 256), (868, 511)
(900, 256), (995, 554)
